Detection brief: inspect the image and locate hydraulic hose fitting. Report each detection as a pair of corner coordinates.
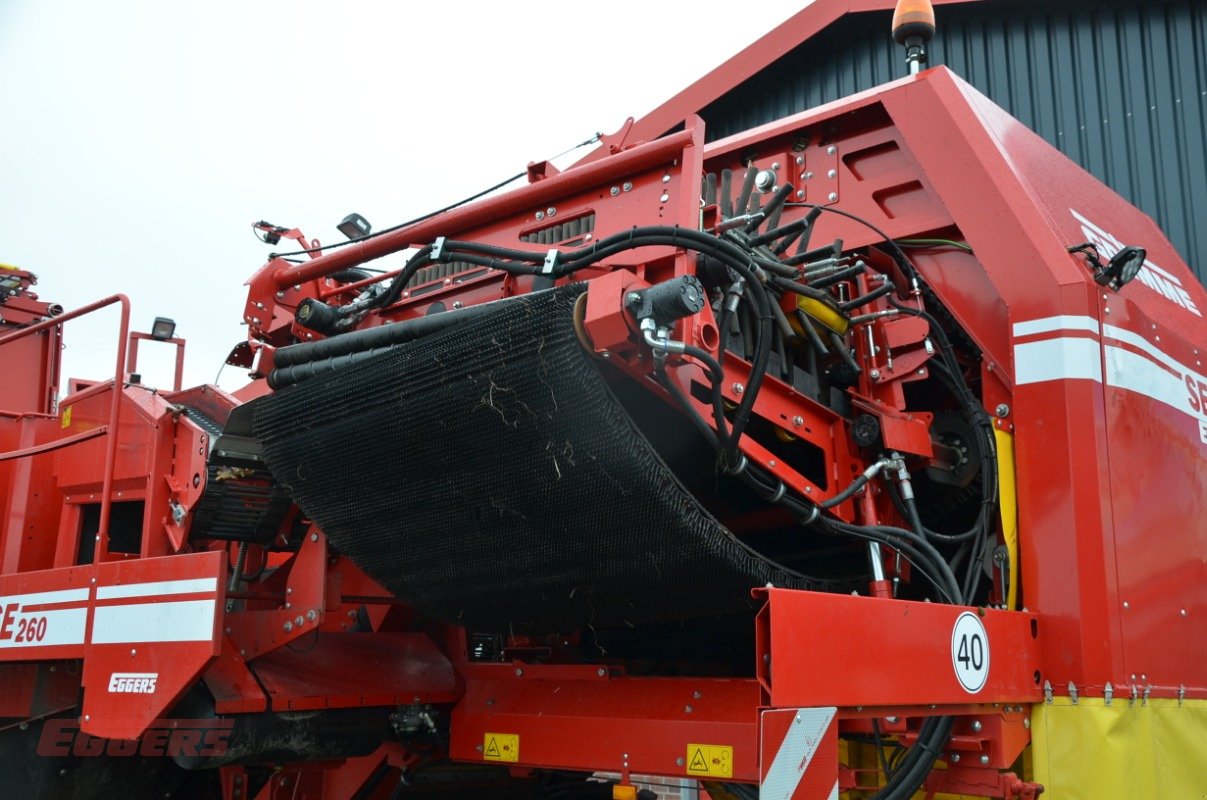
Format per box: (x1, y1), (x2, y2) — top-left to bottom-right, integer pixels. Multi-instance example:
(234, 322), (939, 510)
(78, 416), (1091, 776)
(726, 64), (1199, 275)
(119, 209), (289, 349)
(296, 297), (342, 335)
(891, 452), (916, 502)
(716, 213), (764, 234)
(641, 318), (685, 368)
(724, 278), (745, 314)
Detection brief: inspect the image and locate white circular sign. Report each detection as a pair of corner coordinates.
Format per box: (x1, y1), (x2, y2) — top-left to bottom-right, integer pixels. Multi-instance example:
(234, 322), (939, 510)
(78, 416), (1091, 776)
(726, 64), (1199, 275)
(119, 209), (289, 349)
(951, 611), (990, 693)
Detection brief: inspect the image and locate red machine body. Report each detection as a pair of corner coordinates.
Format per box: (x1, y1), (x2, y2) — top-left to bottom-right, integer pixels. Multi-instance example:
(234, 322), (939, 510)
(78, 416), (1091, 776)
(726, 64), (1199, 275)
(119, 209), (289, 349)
(0, 49), (1203, 800)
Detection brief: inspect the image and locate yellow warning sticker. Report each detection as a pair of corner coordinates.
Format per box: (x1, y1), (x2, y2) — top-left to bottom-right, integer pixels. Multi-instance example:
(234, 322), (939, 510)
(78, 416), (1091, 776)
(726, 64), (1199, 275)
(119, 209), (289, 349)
(685, 743), (733, 778)
(483, 732), (519, 763)
(60, 406), (72, 429)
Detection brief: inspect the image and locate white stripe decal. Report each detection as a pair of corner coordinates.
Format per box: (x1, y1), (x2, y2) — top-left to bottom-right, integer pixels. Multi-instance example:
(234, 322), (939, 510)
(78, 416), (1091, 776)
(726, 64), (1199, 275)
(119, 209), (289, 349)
(1105, 345), (1207, 424)
(761, 707), (835, 799)
(96, 577), (218, 600)
(1014, 338), (1102, 385)
(1, 588), (90, 608)
(1012, 321), (1205, 436)
(1103, 324), (1201, 378)
(829, 779), (840, 800)
(1012, 315), (1100, 338)
(91, 599), (217, 644)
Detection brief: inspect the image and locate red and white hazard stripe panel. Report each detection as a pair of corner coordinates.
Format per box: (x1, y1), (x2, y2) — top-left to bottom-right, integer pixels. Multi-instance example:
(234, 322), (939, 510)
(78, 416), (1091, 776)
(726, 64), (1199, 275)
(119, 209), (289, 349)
(759, 707), (839, 800)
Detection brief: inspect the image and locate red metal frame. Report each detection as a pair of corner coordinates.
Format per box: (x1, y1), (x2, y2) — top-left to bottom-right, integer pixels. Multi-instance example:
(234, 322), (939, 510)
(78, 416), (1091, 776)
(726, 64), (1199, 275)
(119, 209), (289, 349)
(125, 330), (186, 391)
(0, 27), (1202, 800)
(0, 295), (130, 548)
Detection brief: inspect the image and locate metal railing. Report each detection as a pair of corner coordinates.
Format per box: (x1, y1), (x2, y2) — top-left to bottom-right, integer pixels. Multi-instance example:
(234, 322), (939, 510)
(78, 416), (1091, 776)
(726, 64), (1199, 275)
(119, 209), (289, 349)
(0, 294), (130, 545)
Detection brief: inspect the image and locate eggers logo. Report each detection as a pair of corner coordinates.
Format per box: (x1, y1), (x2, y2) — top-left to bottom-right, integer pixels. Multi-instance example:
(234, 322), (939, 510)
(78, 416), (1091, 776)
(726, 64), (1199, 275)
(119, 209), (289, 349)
(108, 672), (158, 693)
(37, 718), (233, 758)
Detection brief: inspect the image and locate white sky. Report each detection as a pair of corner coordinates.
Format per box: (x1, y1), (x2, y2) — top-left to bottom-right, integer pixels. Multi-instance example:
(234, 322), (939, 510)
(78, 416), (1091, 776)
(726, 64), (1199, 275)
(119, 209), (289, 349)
(0, 1), (807, 393)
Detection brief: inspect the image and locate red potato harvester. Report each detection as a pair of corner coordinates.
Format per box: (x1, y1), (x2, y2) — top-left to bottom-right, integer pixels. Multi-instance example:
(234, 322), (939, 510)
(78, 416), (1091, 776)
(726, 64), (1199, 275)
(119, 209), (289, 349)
(0, 2), (1203, 798)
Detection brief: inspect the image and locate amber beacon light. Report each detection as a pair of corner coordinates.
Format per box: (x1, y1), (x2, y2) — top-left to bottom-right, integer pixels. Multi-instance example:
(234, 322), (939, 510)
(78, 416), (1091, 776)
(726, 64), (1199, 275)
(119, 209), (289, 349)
(892, 0), (936, 74)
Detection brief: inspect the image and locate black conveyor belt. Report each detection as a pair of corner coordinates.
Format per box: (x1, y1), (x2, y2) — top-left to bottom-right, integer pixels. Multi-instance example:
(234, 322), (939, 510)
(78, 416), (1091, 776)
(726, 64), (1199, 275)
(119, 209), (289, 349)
(252, 284), (818, 632)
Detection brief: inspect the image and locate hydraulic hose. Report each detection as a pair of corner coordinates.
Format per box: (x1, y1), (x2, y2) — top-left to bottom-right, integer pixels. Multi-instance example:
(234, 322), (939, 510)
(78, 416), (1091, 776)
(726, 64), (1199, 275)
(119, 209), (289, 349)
(275, 292), (535, 369)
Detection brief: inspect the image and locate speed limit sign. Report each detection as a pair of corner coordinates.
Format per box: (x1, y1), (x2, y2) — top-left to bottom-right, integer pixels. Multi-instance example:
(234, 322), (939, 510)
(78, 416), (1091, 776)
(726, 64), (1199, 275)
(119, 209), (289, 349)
(951, 611), (990, 693)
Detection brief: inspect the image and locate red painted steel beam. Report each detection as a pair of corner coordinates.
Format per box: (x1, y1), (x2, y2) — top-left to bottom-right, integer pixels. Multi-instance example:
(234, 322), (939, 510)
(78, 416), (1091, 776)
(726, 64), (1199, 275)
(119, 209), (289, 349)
(270, 128), (697, 288)
(451, 671), (762, 783)
(756, 588), (1042, 708)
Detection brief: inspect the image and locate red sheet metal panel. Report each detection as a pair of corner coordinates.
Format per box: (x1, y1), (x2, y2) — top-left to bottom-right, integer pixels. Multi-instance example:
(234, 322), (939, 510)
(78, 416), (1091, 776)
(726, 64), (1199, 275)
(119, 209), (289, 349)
(0, 551), (224, 739)
(250, 632), (458, 712)
(758, 589), (1040, 708)
(451, 671), (761, 783)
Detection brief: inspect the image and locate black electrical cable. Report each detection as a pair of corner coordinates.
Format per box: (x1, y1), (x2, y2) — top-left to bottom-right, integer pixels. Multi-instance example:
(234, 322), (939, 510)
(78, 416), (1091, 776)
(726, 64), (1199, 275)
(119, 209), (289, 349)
(545, 225), (777, 464)
(792, 309), (829, 355)
(656, 348), (973, 800)
(655, 368), (720, 450)
(870, 716), (954, 800)
(266, 134), (602, 259)
(821, 520), (960, 604)
(828, 330), (861, 373)
(889, 299), (999, 509)
(747, 183), (795, 235)
(738, 298), (756, 360)
(678, 400), (962, 604)
(784, 203), (920, 285)
(772, 322), (789, 380)
(744, 226), (985, 796)
(308, 203), (987, 800)
(871, 718), (895, 781)
(374, 245), (435, 309)
(441, 239), (552, 263)
(807, 263), (867, 290)
(881, 306), (999, 600)
(651, 344), (966, 601)
(749, 215), (810, 248)
(766, 290), (799, 341)
(736, 166), (757, 214)
(496, 221), (775, 464)
(767, 275), (837, 303)
(839, 282), (896, 312)
(677, 344), (731, 442)
(268, 173), (526, 259)
(881, 478), (980, 545)
(820, 473), (870, 510)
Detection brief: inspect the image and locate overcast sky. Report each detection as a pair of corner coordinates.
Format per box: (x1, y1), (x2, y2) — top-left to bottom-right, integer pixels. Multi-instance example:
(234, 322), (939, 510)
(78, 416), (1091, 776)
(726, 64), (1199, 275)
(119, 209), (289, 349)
(0, 1), (809, 393)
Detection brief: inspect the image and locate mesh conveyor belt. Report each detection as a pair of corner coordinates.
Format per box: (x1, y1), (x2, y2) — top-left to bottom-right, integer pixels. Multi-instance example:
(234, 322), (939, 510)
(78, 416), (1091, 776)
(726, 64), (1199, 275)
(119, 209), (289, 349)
(252, 284), (819, 631)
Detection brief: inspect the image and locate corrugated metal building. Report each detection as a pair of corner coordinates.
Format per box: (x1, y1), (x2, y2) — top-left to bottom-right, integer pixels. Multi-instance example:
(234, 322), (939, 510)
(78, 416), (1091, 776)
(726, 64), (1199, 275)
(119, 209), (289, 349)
(650, 0), (1207, 284)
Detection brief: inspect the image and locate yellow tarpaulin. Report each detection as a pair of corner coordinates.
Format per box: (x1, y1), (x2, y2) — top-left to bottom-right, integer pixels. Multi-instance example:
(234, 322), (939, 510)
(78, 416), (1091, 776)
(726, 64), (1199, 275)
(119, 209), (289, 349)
(1031, 697), (1207, 798)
